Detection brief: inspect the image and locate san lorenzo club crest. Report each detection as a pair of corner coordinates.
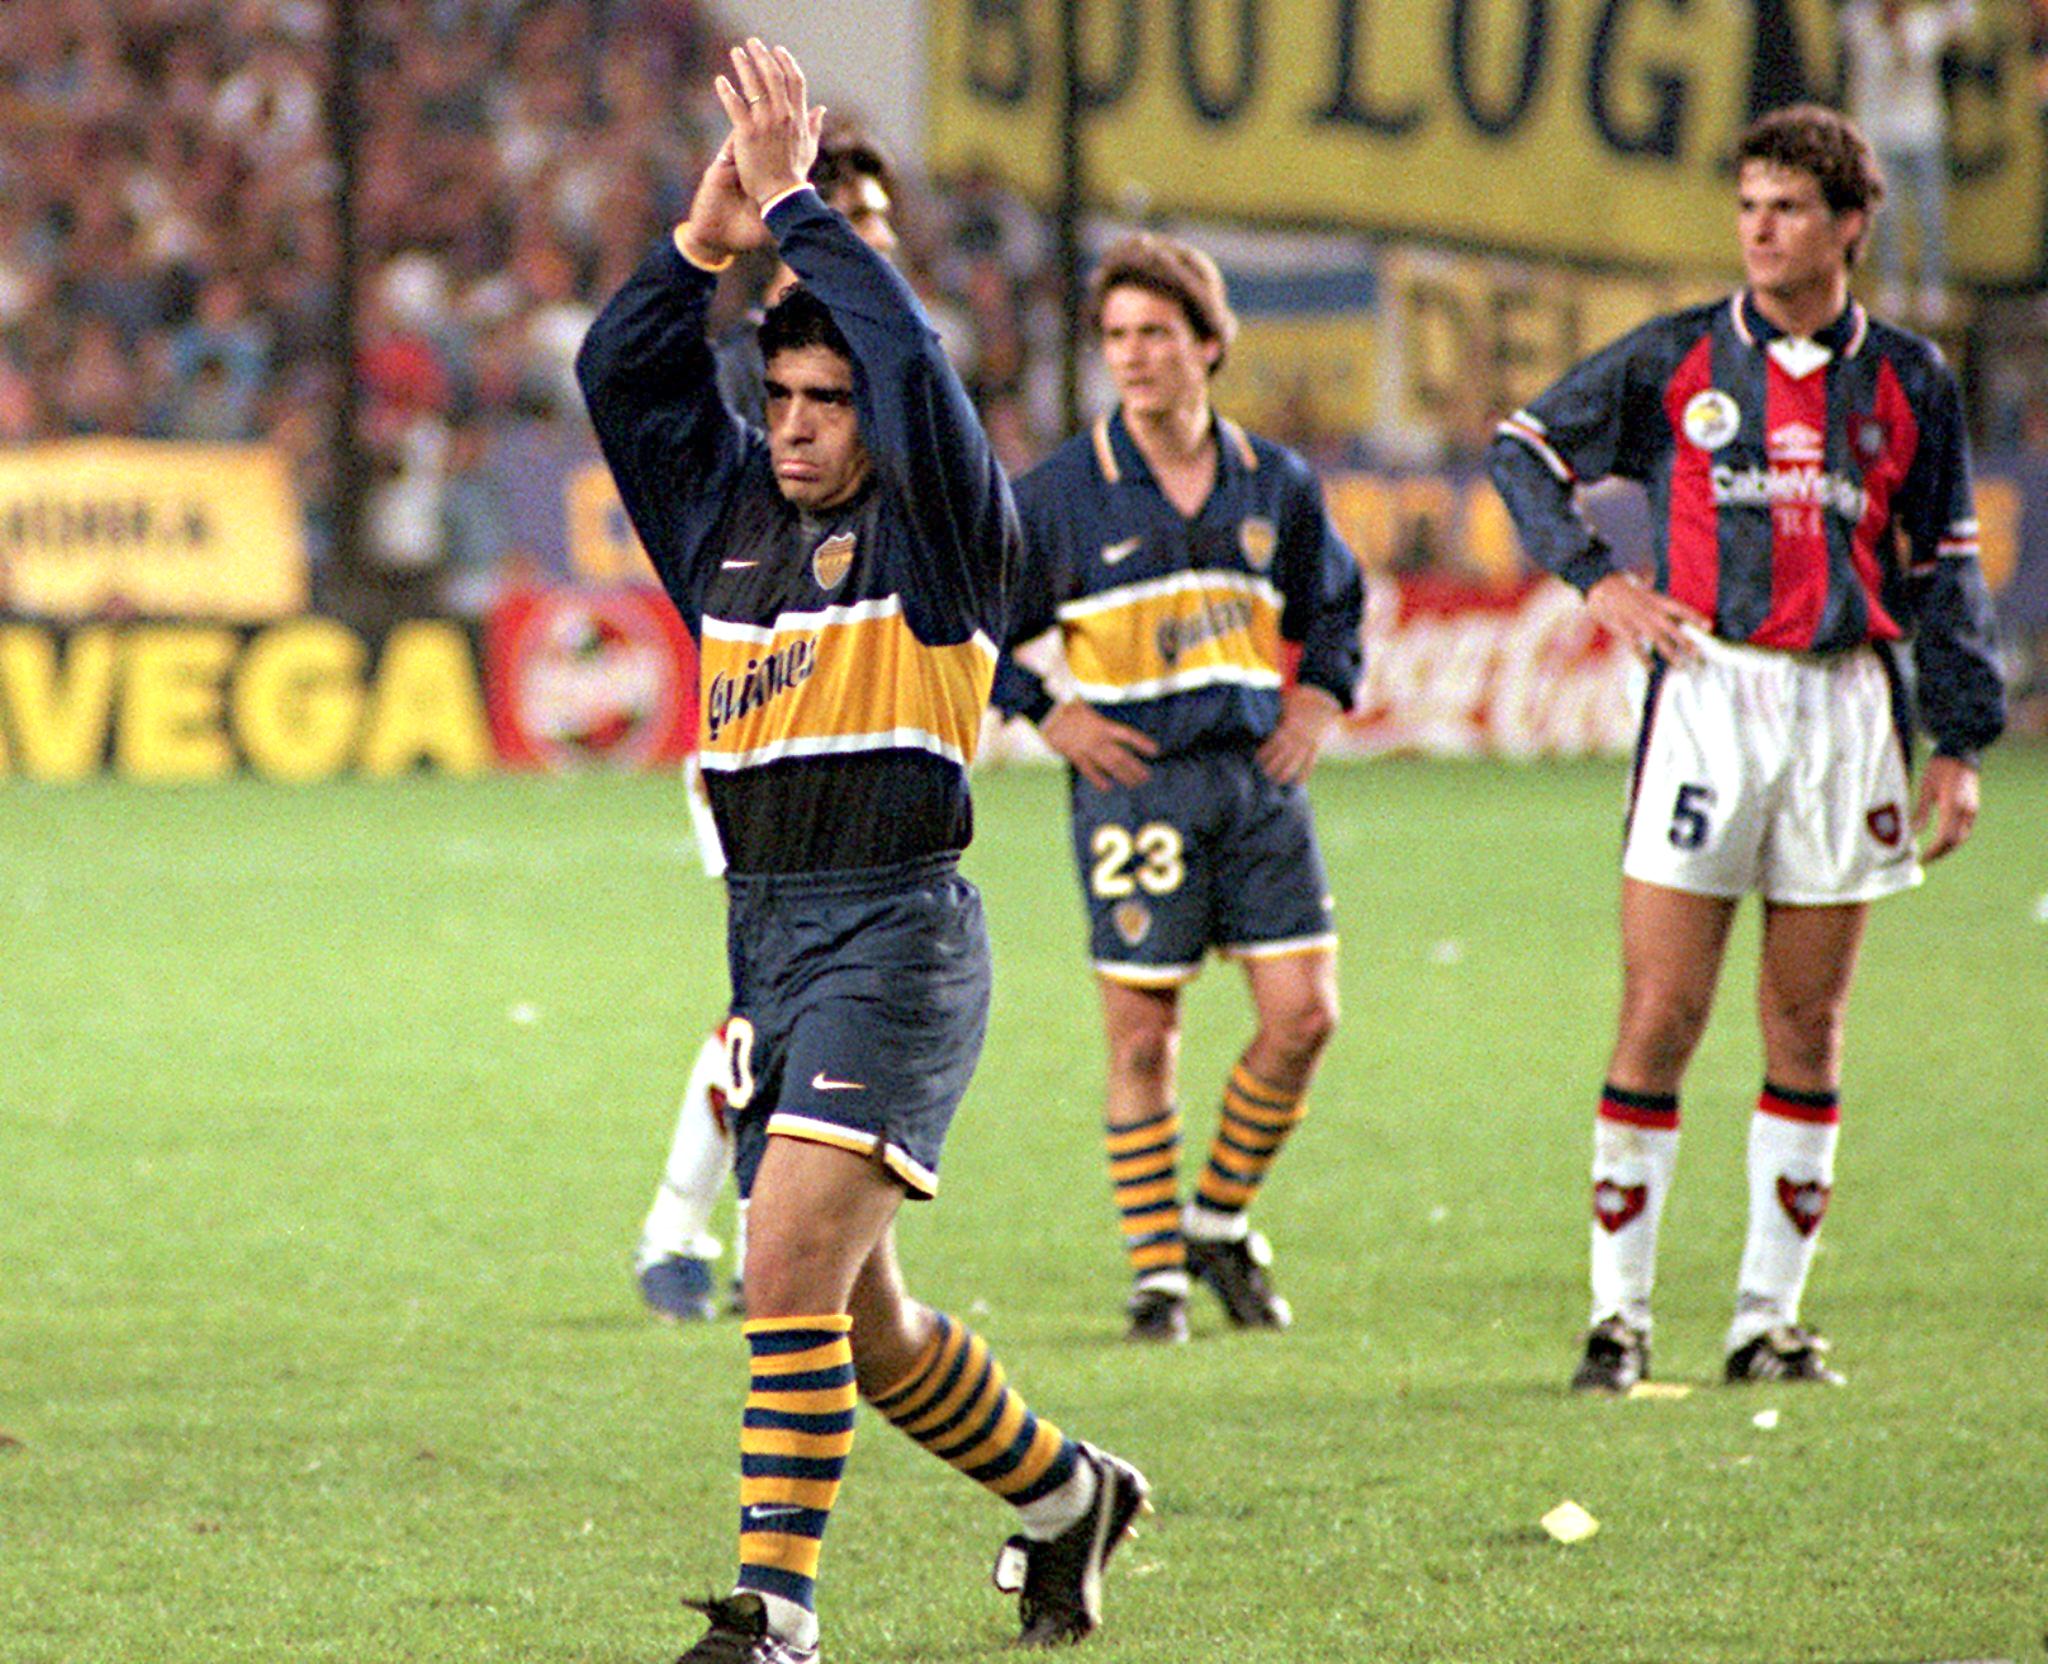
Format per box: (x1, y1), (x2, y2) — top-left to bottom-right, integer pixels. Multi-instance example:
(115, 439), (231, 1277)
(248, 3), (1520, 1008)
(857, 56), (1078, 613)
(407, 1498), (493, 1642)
(1866, 802), (1903, 846)
(1849, 412), (1889, 463)
(1682, 389), (1741, 451)
(1238, 516), (1277, 572)
(812, 531), (856, 591)
(1776, 1176), (1831, 1237)
(1593, 1179), (1647, 1233)
(1113, 900), (1152, 947)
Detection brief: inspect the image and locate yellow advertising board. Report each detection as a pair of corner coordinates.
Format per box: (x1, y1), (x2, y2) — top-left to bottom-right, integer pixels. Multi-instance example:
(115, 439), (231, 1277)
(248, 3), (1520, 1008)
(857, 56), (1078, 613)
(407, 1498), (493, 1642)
(0, 619), (490, 781)
(929, 0), (2043, 283)
(0, 440), (308, 621)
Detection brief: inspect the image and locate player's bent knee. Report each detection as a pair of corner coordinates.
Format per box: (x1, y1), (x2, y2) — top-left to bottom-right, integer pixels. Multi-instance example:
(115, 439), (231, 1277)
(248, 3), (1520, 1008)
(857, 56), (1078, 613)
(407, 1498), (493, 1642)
(1109, 1023), (1179, 1086)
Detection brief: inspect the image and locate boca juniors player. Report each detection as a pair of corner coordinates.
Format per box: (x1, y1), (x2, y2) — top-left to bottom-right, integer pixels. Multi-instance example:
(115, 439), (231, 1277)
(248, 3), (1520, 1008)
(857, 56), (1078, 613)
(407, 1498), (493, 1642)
(579, 41), (1146, 1661)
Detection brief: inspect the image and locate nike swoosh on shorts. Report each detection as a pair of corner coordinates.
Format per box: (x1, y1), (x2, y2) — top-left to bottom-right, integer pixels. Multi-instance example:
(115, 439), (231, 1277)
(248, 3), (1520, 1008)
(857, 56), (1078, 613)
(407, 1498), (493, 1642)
(810, 1072), (865, 1091)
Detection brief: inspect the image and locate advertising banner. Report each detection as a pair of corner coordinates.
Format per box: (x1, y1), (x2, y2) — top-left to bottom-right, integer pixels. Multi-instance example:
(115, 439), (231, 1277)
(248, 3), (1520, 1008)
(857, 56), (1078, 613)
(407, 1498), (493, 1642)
(484, 586), (698, 771)
(1335, 574), (1635, 758)
(0, 440), (309, 621)
(928, 0), (2045, 283)
(0, 618), (490, 782)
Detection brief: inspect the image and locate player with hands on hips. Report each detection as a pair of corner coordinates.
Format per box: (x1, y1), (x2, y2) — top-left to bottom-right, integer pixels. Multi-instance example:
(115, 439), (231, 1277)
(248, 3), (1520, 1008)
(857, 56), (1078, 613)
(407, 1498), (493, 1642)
(993, 232), (1364, 1345)
(1488, 103), (2003, 1394)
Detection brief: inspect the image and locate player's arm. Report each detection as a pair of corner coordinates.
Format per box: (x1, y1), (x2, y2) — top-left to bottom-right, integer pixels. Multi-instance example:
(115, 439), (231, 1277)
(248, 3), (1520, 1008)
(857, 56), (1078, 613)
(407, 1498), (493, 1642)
(1487, 324), (1708, 661)
(1260, 455), (1363, 784)
(995, 459), (1158, 790)
(1892, 361), (2005, 860)
(721, 44), (1015, 628)
(574, 140), (763, 602)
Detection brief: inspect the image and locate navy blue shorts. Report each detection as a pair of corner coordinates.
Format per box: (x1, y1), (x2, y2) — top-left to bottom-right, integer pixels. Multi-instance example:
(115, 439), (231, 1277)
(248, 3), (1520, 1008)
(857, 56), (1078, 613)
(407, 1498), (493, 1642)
(1068, 749), (1336, 986)
(723, 853), (990, 1199)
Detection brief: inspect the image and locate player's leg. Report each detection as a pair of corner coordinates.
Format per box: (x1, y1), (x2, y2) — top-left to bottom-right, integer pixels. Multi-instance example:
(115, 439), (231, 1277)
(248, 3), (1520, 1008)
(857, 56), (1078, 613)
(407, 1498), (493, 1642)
(1576, 643), (1765, 1390)
(1099, 977), (1191, 1341)
(851, 1226), (1150, 1648)
(1722, 899), (1865, 1385)
(1192, 761), (1339, 1328)
(636, 1027), (734, 1322)
(1572, 877), (1739, 1391)
(1725, 644), (1915, 1383)
(679, 1136), (901, 1663)
(1180, 946), (1338, 1330)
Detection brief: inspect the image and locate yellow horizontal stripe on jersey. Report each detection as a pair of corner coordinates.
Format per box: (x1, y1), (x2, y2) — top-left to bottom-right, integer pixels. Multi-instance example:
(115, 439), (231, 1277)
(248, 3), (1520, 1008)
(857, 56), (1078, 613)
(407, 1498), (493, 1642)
(1057, 571), (1283, 703)
(698, 597), (995, 771)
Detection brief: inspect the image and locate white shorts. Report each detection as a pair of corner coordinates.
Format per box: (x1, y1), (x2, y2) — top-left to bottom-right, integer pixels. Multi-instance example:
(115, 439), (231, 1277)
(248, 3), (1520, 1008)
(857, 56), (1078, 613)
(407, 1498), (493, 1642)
(1622, 633), (1922, 906)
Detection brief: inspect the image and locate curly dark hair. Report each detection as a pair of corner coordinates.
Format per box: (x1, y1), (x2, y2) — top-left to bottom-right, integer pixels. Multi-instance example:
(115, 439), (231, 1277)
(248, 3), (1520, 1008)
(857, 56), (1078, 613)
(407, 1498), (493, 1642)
(758, 283), (852, 369)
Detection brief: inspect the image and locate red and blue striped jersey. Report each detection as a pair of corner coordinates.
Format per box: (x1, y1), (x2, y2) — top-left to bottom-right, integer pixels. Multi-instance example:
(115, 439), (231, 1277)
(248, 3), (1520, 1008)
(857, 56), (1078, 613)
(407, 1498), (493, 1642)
(1488, 291), (2003, 759)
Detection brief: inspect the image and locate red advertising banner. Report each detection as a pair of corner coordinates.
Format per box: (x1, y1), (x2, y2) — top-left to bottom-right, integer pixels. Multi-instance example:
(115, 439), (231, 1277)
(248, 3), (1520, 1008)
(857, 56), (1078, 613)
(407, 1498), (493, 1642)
(1337, 576), (1635, 758)
(484, 586), (697, 771)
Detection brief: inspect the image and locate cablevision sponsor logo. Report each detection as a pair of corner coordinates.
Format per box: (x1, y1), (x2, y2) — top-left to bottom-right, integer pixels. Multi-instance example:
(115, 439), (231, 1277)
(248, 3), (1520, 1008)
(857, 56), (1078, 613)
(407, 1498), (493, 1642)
(1710, 462), (1868, 521)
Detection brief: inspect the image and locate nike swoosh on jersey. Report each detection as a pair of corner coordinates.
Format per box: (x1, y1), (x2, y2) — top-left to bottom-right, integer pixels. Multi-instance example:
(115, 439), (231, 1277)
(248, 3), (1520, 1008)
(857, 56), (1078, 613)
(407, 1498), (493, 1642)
(722, 559), (759, 569)
(810, 1071), (865, 1091)
(1100, 536), (1142, 565)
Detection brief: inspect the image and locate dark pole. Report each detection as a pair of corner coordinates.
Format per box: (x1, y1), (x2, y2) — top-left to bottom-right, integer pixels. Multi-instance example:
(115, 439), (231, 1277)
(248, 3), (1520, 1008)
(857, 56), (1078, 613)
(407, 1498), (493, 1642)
(326, 0), (367, 612)
(1056, 0), (1086, 433)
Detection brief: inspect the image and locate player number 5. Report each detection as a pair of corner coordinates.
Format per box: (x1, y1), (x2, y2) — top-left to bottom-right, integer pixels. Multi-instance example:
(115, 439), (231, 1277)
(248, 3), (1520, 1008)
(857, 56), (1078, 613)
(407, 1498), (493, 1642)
(1669, 783), (1713, 851)
(1090, 822), (1185, 898)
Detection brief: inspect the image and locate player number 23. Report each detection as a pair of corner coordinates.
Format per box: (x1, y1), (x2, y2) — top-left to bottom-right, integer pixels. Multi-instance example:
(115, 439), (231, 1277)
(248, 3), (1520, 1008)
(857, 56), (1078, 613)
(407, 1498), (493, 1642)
(1090, 822), (1185, 898)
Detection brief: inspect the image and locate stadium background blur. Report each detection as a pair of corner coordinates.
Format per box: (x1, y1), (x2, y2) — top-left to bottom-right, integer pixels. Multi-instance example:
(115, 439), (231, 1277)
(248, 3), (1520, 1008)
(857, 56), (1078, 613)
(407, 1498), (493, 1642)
(3, 0), (2046, 765)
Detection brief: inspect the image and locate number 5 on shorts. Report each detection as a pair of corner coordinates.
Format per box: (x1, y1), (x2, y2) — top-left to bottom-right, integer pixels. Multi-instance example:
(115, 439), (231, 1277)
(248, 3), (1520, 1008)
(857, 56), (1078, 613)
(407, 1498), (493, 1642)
(1669, 783), (1714, 851)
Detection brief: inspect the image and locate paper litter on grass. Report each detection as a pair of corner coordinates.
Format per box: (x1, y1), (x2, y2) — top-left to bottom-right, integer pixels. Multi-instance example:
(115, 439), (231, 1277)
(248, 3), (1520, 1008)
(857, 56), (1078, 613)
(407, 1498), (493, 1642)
(1540, 1500), (1599, 1543)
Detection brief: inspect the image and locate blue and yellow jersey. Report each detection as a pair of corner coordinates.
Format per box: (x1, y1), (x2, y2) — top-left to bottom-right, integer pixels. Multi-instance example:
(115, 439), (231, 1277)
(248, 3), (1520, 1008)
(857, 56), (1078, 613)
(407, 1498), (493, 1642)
(577, 188), (1016, 873)
(992, 410), (1363, 758)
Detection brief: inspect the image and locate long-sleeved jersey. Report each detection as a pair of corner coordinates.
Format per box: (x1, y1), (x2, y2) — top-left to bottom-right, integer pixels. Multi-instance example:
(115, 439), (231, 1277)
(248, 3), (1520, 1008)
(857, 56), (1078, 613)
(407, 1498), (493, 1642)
(576, 188), (1017, 874)
(1488, 290), (2004, 760)
(990, 409), (1364, 757)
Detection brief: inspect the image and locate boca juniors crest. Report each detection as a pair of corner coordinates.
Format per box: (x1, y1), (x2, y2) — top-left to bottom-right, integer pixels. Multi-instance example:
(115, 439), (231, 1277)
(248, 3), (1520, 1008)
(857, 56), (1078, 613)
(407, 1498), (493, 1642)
(1113, 900), (1152, 947)
(812, 531), (855, 591)
(1238, 516), (1277, 571)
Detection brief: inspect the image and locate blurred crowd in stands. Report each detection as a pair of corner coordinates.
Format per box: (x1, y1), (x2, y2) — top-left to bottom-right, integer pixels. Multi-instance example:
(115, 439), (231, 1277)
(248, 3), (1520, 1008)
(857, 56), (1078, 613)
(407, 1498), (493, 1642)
(0, 0), (1063, 603)
(5, 0), (2048, 692)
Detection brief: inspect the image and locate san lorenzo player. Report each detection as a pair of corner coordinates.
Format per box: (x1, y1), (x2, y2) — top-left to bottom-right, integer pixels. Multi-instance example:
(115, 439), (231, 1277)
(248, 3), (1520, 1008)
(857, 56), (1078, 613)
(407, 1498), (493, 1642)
(1489, 105), (2004, 1391)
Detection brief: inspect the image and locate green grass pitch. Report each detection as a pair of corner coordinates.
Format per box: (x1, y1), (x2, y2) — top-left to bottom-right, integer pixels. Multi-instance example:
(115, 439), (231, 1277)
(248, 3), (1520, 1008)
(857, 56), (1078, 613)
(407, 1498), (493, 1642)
(3, 752), (2043, 1663)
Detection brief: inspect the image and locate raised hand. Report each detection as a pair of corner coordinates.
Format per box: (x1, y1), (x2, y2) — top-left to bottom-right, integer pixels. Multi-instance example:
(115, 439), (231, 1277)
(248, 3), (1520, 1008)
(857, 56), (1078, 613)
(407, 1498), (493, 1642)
(678, 134), (770, 266)
(714, 39), (824, 209)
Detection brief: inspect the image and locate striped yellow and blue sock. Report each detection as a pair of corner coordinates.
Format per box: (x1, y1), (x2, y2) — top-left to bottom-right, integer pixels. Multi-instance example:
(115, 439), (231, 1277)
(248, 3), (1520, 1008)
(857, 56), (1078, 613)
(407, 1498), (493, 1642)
(735, 1315), (856, 1636)
(1105, 1106), (1185, 1291)
(1192, 1061), (1307, 1219)
(868, 1311), (1082, 1524)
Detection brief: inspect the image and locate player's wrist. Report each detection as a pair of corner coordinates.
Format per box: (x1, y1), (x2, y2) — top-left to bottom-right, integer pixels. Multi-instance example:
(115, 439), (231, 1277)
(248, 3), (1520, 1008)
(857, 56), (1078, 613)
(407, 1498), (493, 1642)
(674, 222), (735, 272)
